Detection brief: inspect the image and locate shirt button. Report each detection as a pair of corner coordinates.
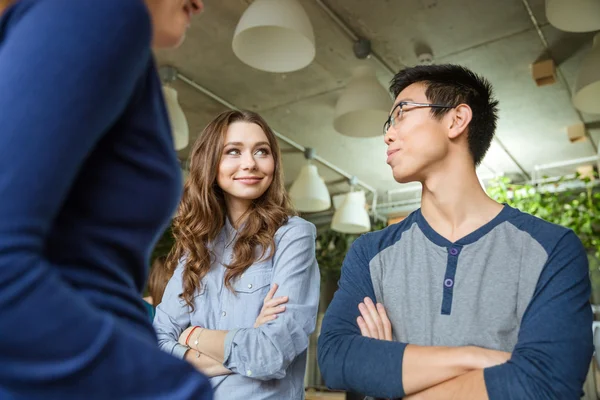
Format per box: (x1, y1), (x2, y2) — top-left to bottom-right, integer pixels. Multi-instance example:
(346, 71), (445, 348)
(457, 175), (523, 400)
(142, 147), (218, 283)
(449, 248), (459, 256)
(247, 284), (253, 289)
(444, 278), (454, 288)
(222, 311), (227, 317)
(246, 370), (252, 376)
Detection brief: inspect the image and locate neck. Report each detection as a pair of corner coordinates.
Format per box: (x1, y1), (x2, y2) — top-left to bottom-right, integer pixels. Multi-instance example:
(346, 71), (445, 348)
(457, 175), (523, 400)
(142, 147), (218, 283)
(225, 196), (252, 228)
(419, 157), (503, 242)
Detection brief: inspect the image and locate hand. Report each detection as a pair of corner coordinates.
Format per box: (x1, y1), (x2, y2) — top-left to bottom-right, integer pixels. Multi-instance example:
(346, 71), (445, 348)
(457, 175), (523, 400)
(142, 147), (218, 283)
(357, 297), (392, 341)
(254, 283), (288, 328)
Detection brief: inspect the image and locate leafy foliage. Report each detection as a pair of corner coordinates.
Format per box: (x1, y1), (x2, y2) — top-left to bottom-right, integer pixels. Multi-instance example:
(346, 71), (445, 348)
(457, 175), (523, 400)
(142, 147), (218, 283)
(486, 174), (600, 259)
(316, 220), (386, 283)
(486, 173), (600, 303)
(151, 224), (175, 262)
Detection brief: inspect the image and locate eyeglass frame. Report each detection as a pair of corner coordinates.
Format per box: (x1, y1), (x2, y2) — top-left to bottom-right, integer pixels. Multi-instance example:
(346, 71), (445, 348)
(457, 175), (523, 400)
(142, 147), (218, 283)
(383, 101), (457, 135)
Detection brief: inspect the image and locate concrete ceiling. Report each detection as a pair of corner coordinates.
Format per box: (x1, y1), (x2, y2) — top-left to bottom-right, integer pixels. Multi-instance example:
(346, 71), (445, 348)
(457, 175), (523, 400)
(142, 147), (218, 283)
(155, 0), (600, 212)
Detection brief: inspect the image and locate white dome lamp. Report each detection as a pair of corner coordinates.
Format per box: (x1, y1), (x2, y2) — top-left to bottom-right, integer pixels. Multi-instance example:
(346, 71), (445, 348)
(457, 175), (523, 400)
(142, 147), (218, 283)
(159, 66), (189, 151)
(232, 0), (316, 73)
(331, 177), (371, 234)
(545, 0), (600, 33)
(573, 33), (600, 115)
(334, 63), (392, 138)
(289, 148), (332, 213)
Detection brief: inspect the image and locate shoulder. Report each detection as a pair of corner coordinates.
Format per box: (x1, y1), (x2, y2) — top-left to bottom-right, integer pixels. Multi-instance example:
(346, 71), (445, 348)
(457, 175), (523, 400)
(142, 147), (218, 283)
(503, 206), (576, 256)
(7, 0), (150, 23)
(350, 210), (420, 263)
(275, 216), (317, 240)
(3, 0), (151, 44)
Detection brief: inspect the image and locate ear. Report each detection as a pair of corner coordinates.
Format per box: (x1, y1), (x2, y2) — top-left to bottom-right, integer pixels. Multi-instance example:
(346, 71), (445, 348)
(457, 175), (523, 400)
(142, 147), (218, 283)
(447, 104), (472, 140)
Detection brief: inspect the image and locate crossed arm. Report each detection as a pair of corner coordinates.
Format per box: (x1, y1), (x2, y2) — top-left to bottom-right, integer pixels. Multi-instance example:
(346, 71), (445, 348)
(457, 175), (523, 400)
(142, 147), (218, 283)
(154, 222), (320, 380)
(356, 297), (507, 399)
(177, 284), (289, 377)
(317, 233), (594, 400)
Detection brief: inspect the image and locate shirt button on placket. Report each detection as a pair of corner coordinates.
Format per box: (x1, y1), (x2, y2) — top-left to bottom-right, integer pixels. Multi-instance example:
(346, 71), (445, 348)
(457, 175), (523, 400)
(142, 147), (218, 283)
(449, 247), (459, 256)
(221, 311), (226, 317)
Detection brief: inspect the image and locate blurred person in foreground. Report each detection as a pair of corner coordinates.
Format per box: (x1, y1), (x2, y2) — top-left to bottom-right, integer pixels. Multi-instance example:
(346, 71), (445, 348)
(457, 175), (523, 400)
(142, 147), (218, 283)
(0, 0), (214, 398)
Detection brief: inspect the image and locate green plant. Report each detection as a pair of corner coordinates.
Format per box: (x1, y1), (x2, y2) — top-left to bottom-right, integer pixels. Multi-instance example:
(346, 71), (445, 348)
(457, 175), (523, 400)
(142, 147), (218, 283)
(486, 173), (600, 302)
(486, 174), (600, 258)
(151, 224), (175, 262)
(316, 220), (386, 283)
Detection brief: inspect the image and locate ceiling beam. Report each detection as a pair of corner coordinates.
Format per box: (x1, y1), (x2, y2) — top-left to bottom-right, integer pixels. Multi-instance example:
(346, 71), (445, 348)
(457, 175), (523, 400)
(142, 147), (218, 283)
(313, 0), (401, 76)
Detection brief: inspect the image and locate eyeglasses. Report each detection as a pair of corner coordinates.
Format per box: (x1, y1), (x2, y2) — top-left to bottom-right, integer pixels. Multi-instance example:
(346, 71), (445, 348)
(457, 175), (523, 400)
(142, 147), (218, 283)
(383, 101), (456, 135)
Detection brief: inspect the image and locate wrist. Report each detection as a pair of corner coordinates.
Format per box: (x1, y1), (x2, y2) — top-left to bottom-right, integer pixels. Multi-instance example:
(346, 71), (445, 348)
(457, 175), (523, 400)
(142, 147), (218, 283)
(190, 327), (205, 351)
(183, 326), (198, 346)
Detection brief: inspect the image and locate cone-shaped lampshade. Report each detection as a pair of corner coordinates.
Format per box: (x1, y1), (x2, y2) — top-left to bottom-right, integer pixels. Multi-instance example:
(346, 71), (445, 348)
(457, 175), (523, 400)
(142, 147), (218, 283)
(331, 191), (371, 234)
(574, 33), (600, 115)
(289, 164), (331, 212)
(334, 65), (392, 137)
(232, 0), (315, 73)
(546, 0), (600, 33)
(162, 86), (189, 150)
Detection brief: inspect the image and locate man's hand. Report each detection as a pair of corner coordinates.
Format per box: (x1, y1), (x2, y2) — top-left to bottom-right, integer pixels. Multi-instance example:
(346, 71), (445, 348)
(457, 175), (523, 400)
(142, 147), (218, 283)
(254, 283), (288, 328)
(357, 297), (393, 341)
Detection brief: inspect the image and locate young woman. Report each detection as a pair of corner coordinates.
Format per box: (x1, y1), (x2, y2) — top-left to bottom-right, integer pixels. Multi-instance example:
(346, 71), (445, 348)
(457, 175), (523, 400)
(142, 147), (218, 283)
(154, 110), (321, 399)
(0, 0), (212, 398)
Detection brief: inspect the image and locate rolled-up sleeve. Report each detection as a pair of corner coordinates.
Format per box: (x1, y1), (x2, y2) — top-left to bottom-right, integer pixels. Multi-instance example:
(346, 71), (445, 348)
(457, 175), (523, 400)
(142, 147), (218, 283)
(223, 220), (320, 380)
(153, 263), (191, 360)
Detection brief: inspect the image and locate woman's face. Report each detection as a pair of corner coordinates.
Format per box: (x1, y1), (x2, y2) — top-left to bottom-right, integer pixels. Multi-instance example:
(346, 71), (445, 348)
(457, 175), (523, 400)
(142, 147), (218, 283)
(145, 0), (203, 49)
(217, 122), (275, 210)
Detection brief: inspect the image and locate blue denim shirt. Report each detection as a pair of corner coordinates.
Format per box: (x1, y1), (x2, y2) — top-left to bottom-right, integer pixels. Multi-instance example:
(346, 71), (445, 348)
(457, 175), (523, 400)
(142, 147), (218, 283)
(154, 216), (320, 400)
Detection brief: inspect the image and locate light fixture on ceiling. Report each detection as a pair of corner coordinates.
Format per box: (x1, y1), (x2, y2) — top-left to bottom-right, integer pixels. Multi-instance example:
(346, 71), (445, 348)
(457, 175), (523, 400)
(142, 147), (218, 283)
(415, 42), (434, 65)
(333, 64), (392, 137)
(289, 148), (331, 213)
(331, 177), (371, 234)
(573, 33), (600, 115)
(159, 66), (189, 151)
(232, 0), (315, 73)
(545, 0), (600, 33)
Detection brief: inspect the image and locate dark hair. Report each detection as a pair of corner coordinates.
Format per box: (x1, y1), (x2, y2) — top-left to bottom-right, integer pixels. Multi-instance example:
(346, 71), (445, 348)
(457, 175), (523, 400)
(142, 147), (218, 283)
(167, 110), (294, 312)
(389, 64), (499, 166)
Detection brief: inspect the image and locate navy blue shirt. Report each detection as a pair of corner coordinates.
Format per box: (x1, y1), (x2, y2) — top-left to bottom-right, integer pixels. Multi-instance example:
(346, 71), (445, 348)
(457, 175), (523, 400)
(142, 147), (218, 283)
(0, 0), (212, 398)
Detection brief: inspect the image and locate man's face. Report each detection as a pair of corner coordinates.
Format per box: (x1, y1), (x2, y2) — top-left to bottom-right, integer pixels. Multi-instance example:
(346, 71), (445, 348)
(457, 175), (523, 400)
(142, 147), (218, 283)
(383, 83), (451, 184)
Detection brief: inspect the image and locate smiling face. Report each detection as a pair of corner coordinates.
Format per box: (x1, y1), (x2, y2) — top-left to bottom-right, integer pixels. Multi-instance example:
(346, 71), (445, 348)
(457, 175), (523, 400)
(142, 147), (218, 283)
(144, 0), (203, 49)
(383, 83), (454, 184)
(217, 122), (275, 215)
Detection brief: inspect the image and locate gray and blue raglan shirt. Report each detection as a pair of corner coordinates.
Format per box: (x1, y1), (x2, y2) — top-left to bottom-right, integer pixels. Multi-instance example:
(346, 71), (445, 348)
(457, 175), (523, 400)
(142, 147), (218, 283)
(318, 205), (593, 399)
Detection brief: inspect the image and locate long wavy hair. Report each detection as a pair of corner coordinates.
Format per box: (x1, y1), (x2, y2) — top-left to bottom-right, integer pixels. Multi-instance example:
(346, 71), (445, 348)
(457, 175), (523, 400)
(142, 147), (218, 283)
(167, 110), (295, 311)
